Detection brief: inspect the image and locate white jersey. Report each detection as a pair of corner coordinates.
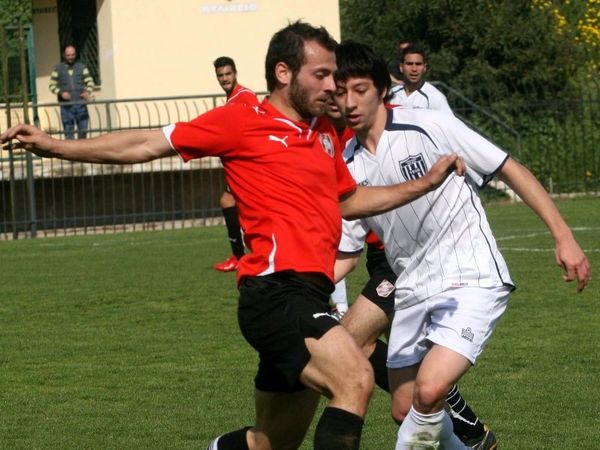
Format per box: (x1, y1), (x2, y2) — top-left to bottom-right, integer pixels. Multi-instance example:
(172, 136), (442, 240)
(339, 107), (514, 309)
(389, 81), (453, 115)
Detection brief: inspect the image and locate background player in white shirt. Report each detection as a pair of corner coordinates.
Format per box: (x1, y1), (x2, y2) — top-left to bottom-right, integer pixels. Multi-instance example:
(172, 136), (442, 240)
(389, 44), (454, 115)
(333, 41), (590, 449)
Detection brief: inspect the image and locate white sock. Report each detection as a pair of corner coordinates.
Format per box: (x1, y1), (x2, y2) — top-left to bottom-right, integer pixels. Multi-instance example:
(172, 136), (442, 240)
(331, 279), (348, 313)
(395, 406), (445, 450)
(439, 410), (470, 449)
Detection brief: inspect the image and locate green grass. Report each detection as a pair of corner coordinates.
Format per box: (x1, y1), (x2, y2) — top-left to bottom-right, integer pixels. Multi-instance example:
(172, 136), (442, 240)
(1, 198), (599, 449)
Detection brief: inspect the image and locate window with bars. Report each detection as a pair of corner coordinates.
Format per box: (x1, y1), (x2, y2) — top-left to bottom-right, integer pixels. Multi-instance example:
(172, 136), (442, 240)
(57, 0), (100, 86)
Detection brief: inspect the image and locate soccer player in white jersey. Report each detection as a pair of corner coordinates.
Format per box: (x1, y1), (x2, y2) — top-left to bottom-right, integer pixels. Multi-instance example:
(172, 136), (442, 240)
(389, 45), (454, 114)
(333, 41), (591, 449)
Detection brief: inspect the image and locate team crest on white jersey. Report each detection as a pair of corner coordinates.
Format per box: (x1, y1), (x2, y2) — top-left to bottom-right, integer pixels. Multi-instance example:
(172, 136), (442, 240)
(319, 133), (335, 157)
(399, 153), (428, 180)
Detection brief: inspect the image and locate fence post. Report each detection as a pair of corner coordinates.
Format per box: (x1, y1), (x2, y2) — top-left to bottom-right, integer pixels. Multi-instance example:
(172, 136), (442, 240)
(105, 100), (112, 132)
(1, 24), (19, 239)
(19, 21), (37, 238)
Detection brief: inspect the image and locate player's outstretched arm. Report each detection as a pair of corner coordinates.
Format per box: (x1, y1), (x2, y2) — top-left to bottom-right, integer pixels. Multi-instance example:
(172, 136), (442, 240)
(497, 157), (591, 292)
(0, 124), (176, 164)
(340, 153), (465, 220)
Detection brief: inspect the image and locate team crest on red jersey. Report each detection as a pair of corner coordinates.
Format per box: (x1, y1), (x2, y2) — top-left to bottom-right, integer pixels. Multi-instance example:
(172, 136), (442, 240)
(319, 133), (335, 157)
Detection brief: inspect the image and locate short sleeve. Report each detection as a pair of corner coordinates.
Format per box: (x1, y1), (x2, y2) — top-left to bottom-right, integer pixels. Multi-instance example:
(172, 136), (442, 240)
(339, 218), (369, 253)
(164, 104), (245, 161)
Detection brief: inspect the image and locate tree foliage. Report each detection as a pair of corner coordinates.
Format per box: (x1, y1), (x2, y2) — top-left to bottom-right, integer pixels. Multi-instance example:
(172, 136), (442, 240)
(0, 0), (32, 99)
(340, 0), (599, 108)
(0, 0), (31, 25)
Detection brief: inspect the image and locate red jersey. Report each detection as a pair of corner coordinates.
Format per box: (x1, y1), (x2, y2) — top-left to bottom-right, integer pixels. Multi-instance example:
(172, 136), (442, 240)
(164, 99), (357, 284)
(227, 84), (259, 106)
(335, 127), (355, 149)
(365, 230), (384, 250)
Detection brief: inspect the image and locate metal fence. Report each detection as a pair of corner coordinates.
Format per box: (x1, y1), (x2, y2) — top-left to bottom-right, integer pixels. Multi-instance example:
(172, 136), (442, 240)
(437, 78), (600, 196)
(0, 94), (244, 239)
(2, 85), (599, 240)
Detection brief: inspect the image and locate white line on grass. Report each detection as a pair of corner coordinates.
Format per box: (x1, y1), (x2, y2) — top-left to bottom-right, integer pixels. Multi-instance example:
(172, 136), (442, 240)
(496, 226), (598, 242)
(500, 247), (600, 253)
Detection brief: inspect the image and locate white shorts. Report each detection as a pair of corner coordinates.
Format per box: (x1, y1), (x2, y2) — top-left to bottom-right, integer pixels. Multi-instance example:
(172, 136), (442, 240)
(387, 286), (511, 368)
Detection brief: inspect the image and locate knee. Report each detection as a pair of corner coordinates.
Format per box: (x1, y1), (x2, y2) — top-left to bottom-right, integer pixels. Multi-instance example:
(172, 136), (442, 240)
(357, 363), (375, 397)
(220, 191), (235, 208)
(391, 401), (409, 425)
(413, 380), (448, 411)
(339, 360), (374, 404)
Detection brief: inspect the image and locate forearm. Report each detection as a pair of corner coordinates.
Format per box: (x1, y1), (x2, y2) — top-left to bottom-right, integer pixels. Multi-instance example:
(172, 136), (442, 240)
(53, 130), (167, 163)
(334, 252), (361, 282)
(498, 158), (573, 242)
(3, 126), (174, 164)
(340, 179), (431, 220)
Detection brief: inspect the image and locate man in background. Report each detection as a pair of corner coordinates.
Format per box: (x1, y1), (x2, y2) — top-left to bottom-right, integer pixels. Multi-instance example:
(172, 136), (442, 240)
(49, 44), (95, 140)
(212, 57), (259, 272)
(389, 45), (453, 114)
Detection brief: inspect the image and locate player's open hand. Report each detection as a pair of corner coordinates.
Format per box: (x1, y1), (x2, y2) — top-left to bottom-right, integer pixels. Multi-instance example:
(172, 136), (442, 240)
(425, 153), (465, 190)
(555, 236), (591, 292)
(0, 124), (55, 157)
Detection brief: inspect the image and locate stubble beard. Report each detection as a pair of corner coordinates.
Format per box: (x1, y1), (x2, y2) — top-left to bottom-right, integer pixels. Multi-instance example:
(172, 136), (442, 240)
(290, 75), (323, 120)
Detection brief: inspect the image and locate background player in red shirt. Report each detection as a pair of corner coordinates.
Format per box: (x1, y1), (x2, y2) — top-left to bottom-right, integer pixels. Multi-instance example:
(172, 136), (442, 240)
(1, 22), (466, 450)
(212, 56), (259, 272)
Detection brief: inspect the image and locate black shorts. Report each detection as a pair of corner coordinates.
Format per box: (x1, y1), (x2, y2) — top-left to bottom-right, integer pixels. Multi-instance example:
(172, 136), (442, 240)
(238, 272), (339, 393)
(362, 244), (397, 316)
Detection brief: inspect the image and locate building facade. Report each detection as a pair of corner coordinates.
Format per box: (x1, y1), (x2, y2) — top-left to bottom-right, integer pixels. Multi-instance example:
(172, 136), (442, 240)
(32, 0), (341, 103)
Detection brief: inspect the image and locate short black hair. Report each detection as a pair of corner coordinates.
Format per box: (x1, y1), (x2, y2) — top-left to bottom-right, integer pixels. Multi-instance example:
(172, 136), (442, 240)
(401, 45), (427, 64)
(264, 21), (337, 92)
(213, 56), (237, 72)
(388, 55), (403, 81)
(335, 40), (392, 101)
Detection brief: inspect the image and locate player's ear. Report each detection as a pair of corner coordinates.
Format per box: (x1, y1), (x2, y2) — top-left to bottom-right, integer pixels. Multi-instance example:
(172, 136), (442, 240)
(274, 62), (292, 86)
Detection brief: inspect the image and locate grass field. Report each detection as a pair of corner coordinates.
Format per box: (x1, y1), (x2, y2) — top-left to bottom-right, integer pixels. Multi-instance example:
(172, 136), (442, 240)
(1, 198), (598, 449)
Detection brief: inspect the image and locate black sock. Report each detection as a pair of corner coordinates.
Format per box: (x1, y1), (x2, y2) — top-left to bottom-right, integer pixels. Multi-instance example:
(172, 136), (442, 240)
(207, 427), (250, 450)
(314, 407), (363, 450)
(446, 384), (485, 440)
(223, 206), (244, 258)
(369, 339), (390, 392)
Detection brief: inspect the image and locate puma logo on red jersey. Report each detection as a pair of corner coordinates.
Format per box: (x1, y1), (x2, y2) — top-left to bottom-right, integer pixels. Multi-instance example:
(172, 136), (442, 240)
(269, 134), (289, 148)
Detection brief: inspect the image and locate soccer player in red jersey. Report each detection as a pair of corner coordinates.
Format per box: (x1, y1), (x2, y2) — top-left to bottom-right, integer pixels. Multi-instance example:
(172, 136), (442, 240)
(1, 22), (466, 450)
(212, 57), (260, 272)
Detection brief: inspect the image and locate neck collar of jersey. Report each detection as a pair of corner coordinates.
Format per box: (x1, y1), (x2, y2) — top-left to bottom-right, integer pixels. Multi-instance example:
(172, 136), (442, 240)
(261, 98), (315, 130)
